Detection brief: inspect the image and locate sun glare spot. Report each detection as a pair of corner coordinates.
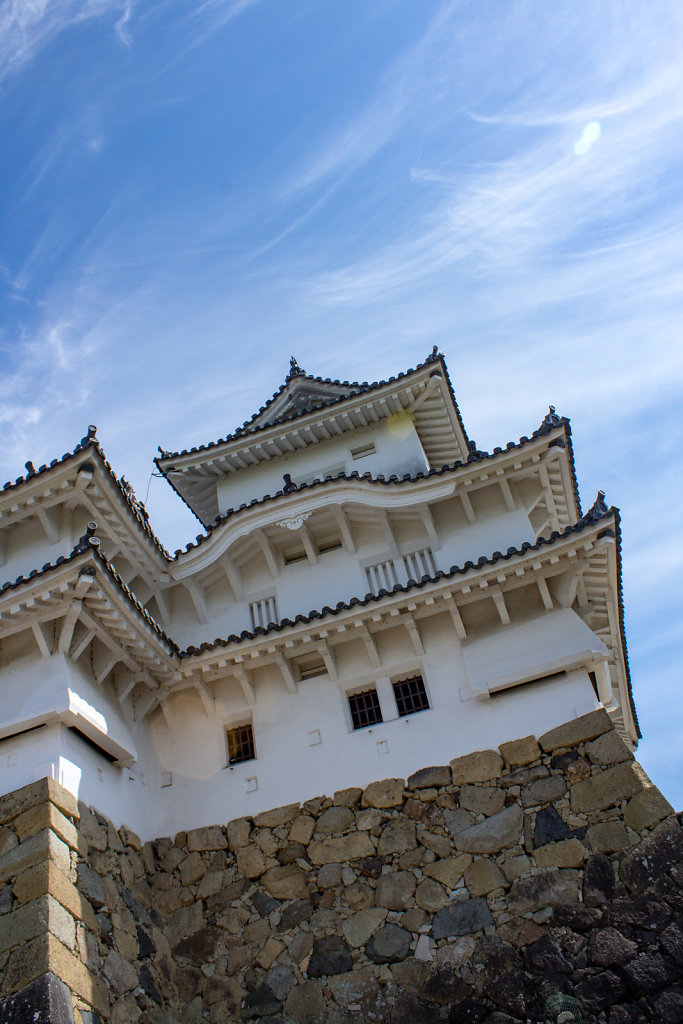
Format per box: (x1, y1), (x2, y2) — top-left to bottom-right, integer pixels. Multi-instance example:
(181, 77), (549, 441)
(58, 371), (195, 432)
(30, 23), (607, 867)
(574, 120), (602, 156)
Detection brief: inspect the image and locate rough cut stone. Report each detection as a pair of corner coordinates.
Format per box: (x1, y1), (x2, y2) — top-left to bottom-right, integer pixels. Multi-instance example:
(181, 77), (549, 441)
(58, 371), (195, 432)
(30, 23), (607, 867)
(442, 808), (475, 837)
(308, 936), (353, 977)
(422, 854), (472, 889)
(622, 951), (680, 996)
(585, 730), (634, 765)
(432, 898), (493, 938)
(450, 749), (503, 785)
(375, 871), (417, 910)
(284, 979), (327, 1024)
(588, 821), (629, 853)
(361, 779), (405, 809)
(415, 878), (448, 912)
(0, 971), (75, 1024)
(464, 858), (506, 896)
(624, 788), (674, 831)
(570, 762), (646, 812)
(242, 984), (282, 1020)
(315, 806), (354, 835)
(573, 970), (626, 1014)
(534, 838), (586, 869)
(341, 907), (386, 947)
(453, 805), (522, 854)
(499, 735), (540, 767)
(289, 815), (316, 845)
(103, 949), (138, 995)
(521, 775), (566, 807)
(253, 803), (300, 828)
(538, 709), (613, 752)
(366, 923), (412, 963)
(236, 846), (266, 879)
(588, 928), (638, 967)
(533, 806), (571, 847)
(459, 785), (505, 816)
(172, 926), (221, 964)
(620, 817), (683, 893)
(583, 854), (615, 906)
(308, 832), (375, 866)
(226, 816), (251, 850)
(377, 818), (416, 855)
(327, 965), (380, 1007)
(508, 868), (579, 913)
(333, 787), (363, 808)
(186, 825), (226, 851)
(496, 917), (546, 947)
(407, 766), (451, 790)
(261, 864), (309, 900)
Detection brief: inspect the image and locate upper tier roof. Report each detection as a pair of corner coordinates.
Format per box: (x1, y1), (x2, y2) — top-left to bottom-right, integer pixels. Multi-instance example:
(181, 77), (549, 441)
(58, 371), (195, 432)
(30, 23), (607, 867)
(155, 349), (472, 525)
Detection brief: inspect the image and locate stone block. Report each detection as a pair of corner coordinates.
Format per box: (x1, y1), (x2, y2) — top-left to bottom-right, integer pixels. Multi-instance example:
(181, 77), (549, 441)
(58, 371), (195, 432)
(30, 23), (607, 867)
(508, 868), (579, 913)
(583, 854), (615, 906)
(261, 864), (309, 900)
(585, 730), (634, 765)
(453, 805), (523, 854)
(226, 816), (251, 850)
(0, 830), (70, 884)
(375, 871), (417, 910)
(361, 779), (405, 808)
(464, 859), (506, 896)
(432, 897), (493, 938)
(450, 750), (503, 785)
(377, 818), (416, 855)
(186, 826), (227, 852)
(521, 775), (566, 807)
(308, 935), (353, 977)
(289, 815), (315, 845)
(366, 923), (411, 963)
(0, 894), (74, 955)
(3, 934), (109, 1015)
(459, 785), (505, 816)
(570, 762), (646, 813)
(496, 917), (546, 947)
(533, 806), (571, 847)
(499, 735), (540, 767)
(333, 787), (363, 808)
(236, 846), (266, 879)
(76, 864), (105, 910)
(253, 803), (300, 828)
(77, 807), (107, 852)
(501, 854), (532, 883)
(341, 907), (386, 947)
(13, 862), (97, 933)
(178, 852), (206, 885)
(257, 937), (285, 970)
(308, 832), (375, 865)
(315, 806), (354, 835)
(533, 838), (585, 868)
(417, 828), (451, 859)
(284, 979), (327, 1024)
(538, 709), (613, 752)
(624, 787), (674, 831)
(13, 804), (79, 851)
(620, 817), (683, 893)
(326, 965), (379, 1007)
(102, 950), (138, 996)
(0, 971), (74, 1024)
(0, 780), (78, 829)
(118, 826), (141, 850)
(588, 821), (629, 854)
(587, 927), (638, 967)
(443, 808), (475, 837)
(173, 926), (221, 964)
(422, 854), (472, 889)
(407, 766), (451, 790)
(415, 878), (448, 912)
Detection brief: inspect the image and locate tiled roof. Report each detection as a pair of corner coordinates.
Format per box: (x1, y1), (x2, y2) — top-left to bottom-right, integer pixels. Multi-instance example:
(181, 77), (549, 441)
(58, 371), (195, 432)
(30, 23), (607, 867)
(156, 347), (468, 462)
(0, 527), (178, 653)
(0, 427), (171, 560)
(171, 408), (577, 558)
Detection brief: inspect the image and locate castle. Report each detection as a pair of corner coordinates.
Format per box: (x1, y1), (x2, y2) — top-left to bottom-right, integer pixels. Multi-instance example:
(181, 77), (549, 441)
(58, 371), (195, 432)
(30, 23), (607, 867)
(0, 349), (637, 841)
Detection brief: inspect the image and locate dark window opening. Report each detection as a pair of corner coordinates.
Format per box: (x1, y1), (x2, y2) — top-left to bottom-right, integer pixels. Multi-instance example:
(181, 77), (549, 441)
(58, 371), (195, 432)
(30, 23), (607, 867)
(317, 538), (343, 554)
(393, 675), (430, 717)
(349, 688), (383, 730)
(227, 724), (256, 765)
(588, 670), (599, 698)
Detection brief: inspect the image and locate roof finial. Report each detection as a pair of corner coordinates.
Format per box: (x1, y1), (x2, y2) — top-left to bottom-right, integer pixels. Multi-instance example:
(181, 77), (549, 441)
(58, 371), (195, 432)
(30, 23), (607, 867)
(583, 489), (608, 522)
(288, 356), (305, 379)
(426, 345), (441, 364)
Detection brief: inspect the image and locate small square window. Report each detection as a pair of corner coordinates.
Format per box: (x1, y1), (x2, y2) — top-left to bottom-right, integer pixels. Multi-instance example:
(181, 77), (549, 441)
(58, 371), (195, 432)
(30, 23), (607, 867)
(348, 688), (383, 730)
(392, 676), (429, 717)
(227, 723), (256, 765)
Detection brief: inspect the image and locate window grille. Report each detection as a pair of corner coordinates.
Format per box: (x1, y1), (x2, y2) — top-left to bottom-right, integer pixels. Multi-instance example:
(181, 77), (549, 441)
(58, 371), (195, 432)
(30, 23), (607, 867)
(348, 688), (383, 730)
(249, 595), (278, 630)
(296, 653), (327, 680)
(403, 547), (436, 581)
(392, 675), (430, 717)
(351, 442), (376, 460)
(365, 558), (399, 594)
(226, 723), (255, 765)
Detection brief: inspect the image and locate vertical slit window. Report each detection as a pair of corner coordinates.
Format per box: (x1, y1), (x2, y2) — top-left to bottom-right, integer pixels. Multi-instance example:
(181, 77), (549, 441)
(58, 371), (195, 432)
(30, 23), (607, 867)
(403, 547), (436, 581)
(249, 595), (278, 630)
(365, 559), (399, 595)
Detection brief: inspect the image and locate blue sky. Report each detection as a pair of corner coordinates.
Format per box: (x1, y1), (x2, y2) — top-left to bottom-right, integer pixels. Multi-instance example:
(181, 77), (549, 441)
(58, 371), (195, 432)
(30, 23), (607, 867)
(1, 1), (682, 806)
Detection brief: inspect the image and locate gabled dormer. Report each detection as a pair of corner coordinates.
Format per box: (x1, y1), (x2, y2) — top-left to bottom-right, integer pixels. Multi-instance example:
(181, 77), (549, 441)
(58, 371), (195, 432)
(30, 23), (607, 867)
(155, 349), (471, 526)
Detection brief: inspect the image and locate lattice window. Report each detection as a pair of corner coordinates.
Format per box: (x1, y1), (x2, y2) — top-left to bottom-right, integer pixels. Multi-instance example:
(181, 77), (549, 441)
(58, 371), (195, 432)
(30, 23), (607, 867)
(226, 723), (255, 765)
(249, 595), (278, 629)
(365, 559), (399, 595)
(392, 675), (430, 717)
(348, 688), (383, 730)
(402, 547), (436, 581)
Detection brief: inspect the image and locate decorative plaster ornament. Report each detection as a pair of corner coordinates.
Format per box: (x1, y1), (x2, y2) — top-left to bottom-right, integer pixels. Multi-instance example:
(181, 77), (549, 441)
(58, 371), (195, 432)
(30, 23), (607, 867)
(274, 512), (312, 531)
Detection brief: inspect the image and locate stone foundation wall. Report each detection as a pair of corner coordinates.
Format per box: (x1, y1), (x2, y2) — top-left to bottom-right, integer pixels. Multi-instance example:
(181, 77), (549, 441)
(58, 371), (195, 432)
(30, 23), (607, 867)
(0, 709), (682, 1024)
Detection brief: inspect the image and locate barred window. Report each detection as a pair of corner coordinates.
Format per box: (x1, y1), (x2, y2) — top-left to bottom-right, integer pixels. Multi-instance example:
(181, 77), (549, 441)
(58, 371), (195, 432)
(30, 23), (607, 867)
(226, 723), (255, 765)
(348, 688), (383, 730)
(249, 595), (278, 630)
(392, 675), (429, 717)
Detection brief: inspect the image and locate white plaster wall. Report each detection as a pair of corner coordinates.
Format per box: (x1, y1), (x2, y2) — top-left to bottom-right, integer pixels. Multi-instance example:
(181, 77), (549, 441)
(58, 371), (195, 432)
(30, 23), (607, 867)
(216, 417), (429, 514)
(1, 507), (90, 583)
